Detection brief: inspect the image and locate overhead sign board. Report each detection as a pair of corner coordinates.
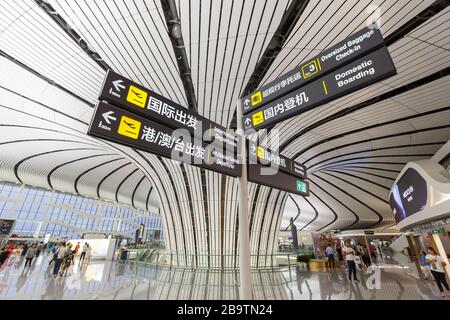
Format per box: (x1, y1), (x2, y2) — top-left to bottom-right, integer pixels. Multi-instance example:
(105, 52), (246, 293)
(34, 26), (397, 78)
(99, 70), (239, 151)
(0, 219), (15, 236)
(248, 164), (309, 197)
(247, 140), (307, 179)
(242, 27), (385, 114)
(243, 47), (397, 132)
(88, 102), (242, 177)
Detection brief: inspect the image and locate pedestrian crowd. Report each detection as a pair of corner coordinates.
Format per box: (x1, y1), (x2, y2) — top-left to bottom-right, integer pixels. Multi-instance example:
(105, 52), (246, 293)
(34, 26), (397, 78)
(0, 241), (92, 277)
(323, 239), (380, 283)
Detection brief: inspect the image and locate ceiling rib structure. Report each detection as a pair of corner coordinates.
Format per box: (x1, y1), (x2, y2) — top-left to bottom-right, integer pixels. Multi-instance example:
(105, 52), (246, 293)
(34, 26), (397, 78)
(0, 0), (449, 269)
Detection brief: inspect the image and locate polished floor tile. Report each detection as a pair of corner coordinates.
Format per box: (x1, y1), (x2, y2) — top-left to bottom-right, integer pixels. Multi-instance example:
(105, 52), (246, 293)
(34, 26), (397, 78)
(0, 254), (444, 300)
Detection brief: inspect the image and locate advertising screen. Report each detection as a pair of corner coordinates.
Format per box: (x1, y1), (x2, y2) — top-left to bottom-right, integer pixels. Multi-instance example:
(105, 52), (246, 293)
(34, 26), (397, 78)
(389, 168), (428, 223)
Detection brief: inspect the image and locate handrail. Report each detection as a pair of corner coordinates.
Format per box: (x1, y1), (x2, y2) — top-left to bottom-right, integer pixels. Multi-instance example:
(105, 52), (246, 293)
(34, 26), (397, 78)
(120, 249), (315, 270)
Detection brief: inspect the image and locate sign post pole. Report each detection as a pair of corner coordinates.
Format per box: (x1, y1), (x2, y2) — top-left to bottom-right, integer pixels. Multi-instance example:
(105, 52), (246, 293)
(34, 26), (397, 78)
(236, 99), (252, 300)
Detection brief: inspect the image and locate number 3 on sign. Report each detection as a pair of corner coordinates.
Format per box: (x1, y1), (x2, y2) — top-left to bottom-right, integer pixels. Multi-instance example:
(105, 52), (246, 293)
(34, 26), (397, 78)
(302, 60), (320, 79)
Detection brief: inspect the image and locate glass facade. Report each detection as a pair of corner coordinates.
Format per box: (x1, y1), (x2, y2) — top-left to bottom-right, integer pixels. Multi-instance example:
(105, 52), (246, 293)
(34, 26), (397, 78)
(0, 181), (164, 242)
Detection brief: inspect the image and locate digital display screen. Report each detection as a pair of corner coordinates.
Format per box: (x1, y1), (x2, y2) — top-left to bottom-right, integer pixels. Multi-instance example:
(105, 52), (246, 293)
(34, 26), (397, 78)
(389, 168), (427, 223)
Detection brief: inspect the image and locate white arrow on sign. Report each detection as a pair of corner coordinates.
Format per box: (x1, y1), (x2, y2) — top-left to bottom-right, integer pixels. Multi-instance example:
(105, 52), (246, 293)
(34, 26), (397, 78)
(244, 99), (250, 107)
(244, 118), (251, 126)
(102, 111), (117, 125)
(112, 79), (126, 92)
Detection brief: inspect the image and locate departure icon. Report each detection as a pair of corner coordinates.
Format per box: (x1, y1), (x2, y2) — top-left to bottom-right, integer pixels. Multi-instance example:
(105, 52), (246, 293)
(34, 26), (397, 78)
(118, 116), (141, 139)
(126, 85), (148, 108)
(252, 111), (264, 126)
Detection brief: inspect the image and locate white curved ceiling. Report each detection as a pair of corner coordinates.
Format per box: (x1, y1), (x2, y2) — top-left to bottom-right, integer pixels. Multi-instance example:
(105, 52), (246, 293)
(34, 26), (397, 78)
(1, 0), (450, 255)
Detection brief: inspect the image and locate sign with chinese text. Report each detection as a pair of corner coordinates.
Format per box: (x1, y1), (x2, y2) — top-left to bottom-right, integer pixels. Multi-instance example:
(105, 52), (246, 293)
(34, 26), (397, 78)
(243, 47), (396, 132)
(247, 140), (307, 179)
(248, 164), (309, 197)
(88, 102), (241, 177)
(99, 70), (239, 152)
(242, 27), (385, 113)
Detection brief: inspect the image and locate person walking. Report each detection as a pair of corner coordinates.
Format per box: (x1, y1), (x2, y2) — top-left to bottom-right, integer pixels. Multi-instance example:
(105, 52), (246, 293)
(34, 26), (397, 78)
(0, 246), (10, 268)
(85, 244), (92, 264)
(24, 244), (37, 268)
(48, 243), (59, 267)
(326, 243), (335, 269)
(420, 249), (432, 279)
(370, 243), (377, 260)
(53, 242), (66, 277)
(336, 243), (343, 261)
(74, 242), (81, 256)
(361, 245), (371, 268)
(60, 244), (74, 277)
(79, 243), (88, 263)
(21, 243), (28, 258)
(8, 246), (21, 268)
(343, 240), (359, 282)
(35, 243), (42, 258)
(425, 247), (450, 298)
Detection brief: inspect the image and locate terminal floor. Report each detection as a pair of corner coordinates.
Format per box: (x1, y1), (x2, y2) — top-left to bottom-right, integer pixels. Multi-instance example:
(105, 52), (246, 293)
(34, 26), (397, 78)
(0, 254), (444, 300)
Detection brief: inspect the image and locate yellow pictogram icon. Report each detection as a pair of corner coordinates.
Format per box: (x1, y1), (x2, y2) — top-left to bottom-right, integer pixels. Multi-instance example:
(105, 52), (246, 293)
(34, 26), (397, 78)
(118, 115), (141, 139)
(251, 91), (262, 106)
(127, 85), (148, 108)
(252, 111), (264, 126)
(257, 146), (265, 159)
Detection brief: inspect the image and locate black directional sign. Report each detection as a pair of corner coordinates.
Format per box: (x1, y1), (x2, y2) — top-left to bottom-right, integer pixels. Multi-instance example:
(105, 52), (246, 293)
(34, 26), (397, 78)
(0, 219), (15, 236)
(99, 70), (239, 151)
(248, 164), (309, 197)
(247, 140), (307, 179)
(88, 102), (242, 177)
(243, 46), (396, 132)
(242, 27), (385, 114)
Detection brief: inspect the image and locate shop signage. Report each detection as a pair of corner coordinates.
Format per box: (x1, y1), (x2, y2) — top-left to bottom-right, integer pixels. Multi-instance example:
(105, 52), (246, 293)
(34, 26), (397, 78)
(242, 27), (385, 114)
(99, 70), (239, 151)
(88, 102), (242, 177)
(243, 46), (396, 132)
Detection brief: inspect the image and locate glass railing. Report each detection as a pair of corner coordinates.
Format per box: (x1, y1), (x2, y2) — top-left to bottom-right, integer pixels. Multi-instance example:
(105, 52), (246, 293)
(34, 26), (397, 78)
(126, 241), (165, 250)
(118, 249), (316, 271)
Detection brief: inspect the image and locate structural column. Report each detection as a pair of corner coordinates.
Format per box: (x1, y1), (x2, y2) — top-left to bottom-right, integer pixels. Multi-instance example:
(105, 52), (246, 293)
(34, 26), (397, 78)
(236, 99), (253, 299)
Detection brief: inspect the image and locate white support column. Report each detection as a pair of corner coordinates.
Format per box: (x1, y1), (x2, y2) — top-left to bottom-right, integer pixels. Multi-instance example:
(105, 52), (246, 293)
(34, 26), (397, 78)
(236, 99), (253, 300)
(34, 221), (43, 239)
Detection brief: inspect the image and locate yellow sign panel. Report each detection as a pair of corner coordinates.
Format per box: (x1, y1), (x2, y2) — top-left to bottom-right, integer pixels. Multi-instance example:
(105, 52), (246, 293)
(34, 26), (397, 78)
(257, 147), (265, 159)
(127, 85), (148, 108)
(118, 116), (141, 140)
(251, 91), (262, 106)
(252, 111), (264, 126)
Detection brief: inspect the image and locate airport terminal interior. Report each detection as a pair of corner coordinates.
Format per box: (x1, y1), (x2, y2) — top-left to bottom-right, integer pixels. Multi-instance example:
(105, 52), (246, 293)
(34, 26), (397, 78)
(0, 0), (450, 301)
